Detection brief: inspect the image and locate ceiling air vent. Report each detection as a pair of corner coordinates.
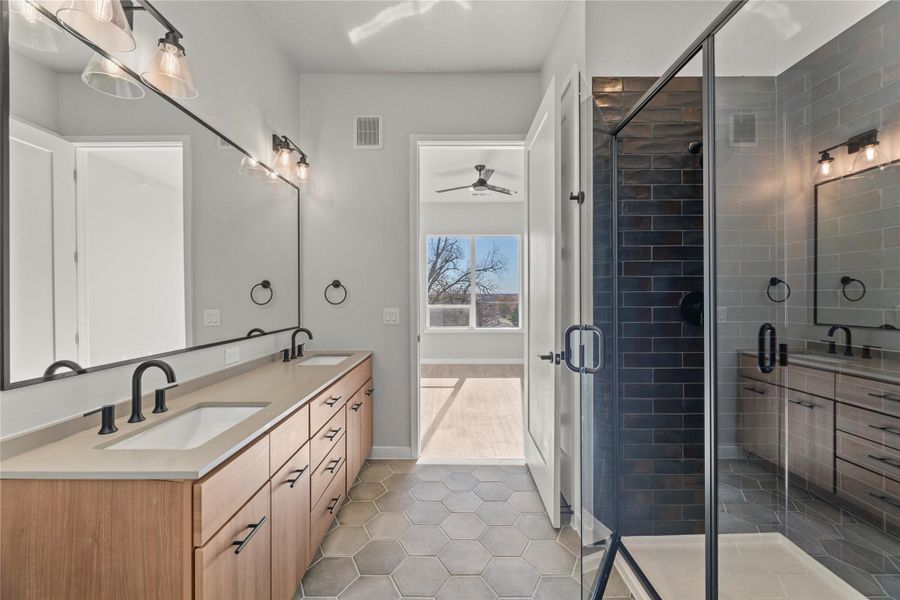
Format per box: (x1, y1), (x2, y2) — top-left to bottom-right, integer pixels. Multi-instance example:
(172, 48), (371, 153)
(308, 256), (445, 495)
(354, 116), (382, 150)
(729, 112), (757, 147)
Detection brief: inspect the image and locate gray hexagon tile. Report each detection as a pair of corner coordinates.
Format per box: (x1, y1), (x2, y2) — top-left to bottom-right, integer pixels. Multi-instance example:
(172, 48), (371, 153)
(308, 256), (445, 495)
(337, 575), (399, 600)
(357, 463), (392, 483)
(441, 513), (487, 540)
(435, 576), (496, 600)
(479, 527), (528, 557)
(557, 525), (582, 555)
(482, 557), (540, 597)
(391, 556), (449, 597)
(443, 471), (480, 491)
(444, 463), (477, 472)
(533, 575), (582, 600)
(406, 501), (450, 525)
(515, 514), (557, 540)
(523, 540), (576, 575)
(353, 540), (406, 575)
(366, 512), (412, 540)
(475, 481), (513, 502)
(337, 501), (379, 526)
(348, 481), (387, 501)
(388, 460), (417, 473)
(442, 490), (483, 512)
(400, 524), (450, 556)
(508, 490), (544, 512)
(437, 540), (492, 575)
(476, 502), (520, 526)
(375, 491), (416, 512)
(504, 471), (537, 491)
(302, 556), (359, 597)
(473, 466), (508, 482)
(411, 481), (450, 502)
(414, 465), (450, 481)
(321, 526), (370, 556)
(383, 472), (419, 491)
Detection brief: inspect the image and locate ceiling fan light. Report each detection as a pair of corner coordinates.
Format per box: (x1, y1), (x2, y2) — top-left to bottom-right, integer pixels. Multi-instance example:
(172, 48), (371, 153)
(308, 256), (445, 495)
(141, 36), (198, 100)
(10, 0), (68, 53)
(82, 52), (145, 99)
(56, 0), (136, 52)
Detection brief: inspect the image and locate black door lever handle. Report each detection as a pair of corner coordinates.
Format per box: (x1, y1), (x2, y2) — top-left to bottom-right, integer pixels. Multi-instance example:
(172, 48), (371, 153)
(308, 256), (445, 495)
(538, 352), (555, 361)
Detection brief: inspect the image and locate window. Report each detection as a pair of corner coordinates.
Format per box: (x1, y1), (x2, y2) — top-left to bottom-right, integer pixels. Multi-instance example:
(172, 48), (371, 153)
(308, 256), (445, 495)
(426, 235), (520, 329)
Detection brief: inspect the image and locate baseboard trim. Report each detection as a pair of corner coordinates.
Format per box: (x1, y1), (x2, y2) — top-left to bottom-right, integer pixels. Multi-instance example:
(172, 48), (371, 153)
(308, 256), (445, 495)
(369, 446), (414, 460)
(420, 358), (525, 365)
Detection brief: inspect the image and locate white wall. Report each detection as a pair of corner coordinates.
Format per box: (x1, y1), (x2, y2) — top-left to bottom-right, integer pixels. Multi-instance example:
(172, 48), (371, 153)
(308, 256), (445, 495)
(297, 72), (541, 454)
(8, 51), (60, 132)
(1, 3), (301, 439)
(540, 0), (585, 91)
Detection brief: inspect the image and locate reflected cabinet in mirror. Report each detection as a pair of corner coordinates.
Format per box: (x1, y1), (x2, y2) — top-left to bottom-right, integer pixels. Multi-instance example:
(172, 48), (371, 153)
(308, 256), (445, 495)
(815, 161), (900, 330)
(3, 7), (300, 388)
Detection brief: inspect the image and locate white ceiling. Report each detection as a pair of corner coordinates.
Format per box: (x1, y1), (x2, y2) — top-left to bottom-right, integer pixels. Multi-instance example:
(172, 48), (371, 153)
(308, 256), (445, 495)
(252, 0), (567, 73)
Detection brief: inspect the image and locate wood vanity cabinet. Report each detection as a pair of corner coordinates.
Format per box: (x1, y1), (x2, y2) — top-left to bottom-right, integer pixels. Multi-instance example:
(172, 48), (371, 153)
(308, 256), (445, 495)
(346, 379), (374, 485)
(784, 387), (834, 491)
(271, 443), (311, 600)
(736, 377), (781, 465)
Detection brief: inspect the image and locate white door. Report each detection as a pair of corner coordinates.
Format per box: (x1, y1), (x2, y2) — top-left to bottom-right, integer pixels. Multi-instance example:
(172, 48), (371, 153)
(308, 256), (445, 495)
(525, 78), (562, 526)
(8, 119), (77, 381)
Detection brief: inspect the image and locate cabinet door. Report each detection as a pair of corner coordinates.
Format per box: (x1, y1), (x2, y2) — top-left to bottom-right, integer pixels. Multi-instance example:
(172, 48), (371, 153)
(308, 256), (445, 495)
(346, 389), (364, 485)
(363, 381), (374, 461)
(271, 444), (311, 600)
(785, 389), (835, 492)
(194, 484), (270, 600)
(737, 378), (781, 466)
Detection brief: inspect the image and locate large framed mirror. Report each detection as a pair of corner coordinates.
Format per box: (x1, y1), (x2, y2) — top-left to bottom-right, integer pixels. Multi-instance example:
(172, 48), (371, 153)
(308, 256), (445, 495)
(2, 3), (301, 389)
(814, 160), (900, 329)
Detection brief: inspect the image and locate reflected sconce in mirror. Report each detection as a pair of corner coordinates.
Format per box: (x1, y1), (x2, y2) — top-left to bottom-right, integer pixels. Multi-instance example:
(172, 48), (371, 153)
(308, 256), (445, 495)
(56, 0), (136, 52)
(238, 156), (268, 178)
(9, 0), (68, 52)
(272, 134), (311, 182)
(817, 129), (881, 178)
(82, 52), (145, 99)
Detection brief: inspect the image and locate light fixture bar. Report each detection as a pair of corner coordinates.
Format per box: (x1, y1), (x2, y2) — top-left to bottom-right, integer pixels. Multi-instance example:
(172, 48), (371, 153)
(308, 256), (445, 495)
(817, 128), (878, 156)
(123, 0), (183, 42)
(272, 134), (308, 161)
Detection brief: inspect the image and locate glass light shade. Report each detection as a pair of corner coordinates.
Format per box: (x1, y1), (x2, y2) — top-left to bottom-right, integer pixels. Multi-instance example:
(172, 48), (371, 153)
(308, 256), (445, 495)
(850, 143), (880, 173)
(82, 52), (145, 99)
(295, 161), (309, 181)
(141, 40), (198, 100)
(56, 0), (136, 52)
(10, 0), (68, 53)
(276, 147), (293, 167)
(238, 156), (268, 178)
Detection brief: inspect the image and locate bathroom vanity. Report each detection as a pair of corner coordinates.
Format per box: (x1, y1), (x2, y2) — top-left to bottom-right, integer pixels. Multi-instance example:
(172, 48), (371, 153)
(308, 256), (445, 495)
(737, 350), (899, 537)
(0, 351), (373, 600)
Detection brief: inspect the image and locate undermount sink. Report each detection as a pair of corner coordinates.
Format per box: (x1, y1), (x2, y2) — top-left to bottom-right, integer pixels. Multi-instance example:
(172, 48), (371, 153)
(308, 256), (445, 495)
(106, 404), (265, 450)
(297, 355), (351, 366)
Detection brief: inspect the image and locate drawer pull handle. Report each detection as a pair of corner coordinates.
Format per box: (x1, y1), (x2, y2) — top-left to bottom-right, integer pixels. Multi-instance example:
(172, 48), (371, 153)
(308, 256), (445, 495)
(743, 386), (764, 395)
(287, 466), (308, 488)
(866, 454), (900, 469)
(327, 494), (342, 514)
(232, 516), (267, 555)
(869, 492), (900, 509)
(325, 458), (342, 473)
(868, 424), (900, 437)
(868, 392), (900, 403)
(324, 396), (343, 406)
(365, 388), (374, 396)
(324, 427), (342, 440)
(788, 399), (815, 409)
(351, 402), (363, 411)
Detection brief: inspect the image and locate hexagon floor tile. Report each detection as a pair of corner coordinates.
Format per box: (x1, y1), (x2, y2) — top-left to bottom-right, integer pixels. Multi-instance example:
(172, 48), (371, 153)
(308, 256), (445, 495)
(476, 501), (520, 526)
(400, 525), (450, 556)
(437, 540), (492, 575)
(405, 501), (450, 525)
(474, 481), (513, 502)
(353, 540), (406, 575)
(440, 513), (487, 540)
(442, 490), (483, 513)
(435, 576), (496, 600)
(302, 556), (358, 597)
(337, 575), (399, 600)
(337, 501), (379, 526)
(392, 556), (449, 597)
(321, 526), (370, 557)
(366, 512), (412, 540)
(523, 540), (577, 575)
(479, 526), (528, 557)
(482, 557), (540, 597)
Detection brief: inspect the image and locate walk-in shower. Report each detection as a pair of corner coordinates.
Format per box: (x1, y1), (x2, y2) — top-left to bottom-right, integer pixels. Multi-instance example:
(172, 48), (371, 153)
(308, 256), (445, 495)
(579, 1), (900, 598)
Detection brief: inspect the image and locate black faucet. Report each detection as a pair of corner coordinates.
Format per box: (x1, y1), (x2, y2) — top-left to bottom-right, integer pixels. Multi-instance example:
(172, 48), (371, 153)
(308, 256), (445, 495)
(827, 325), (854, 357)
(290, 328), (313, 359)
(130, 360), (176, 423)
(43, 360), (86, 378)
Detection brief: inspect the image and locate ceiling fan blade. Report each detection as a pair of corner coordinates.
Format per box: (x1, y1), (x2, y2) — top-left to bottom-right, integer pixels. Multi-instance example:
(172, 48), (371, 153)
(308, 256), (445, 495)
(485, 184), (512, 195)
(482, 168), (495, 181)
(436, 184), (473, 193)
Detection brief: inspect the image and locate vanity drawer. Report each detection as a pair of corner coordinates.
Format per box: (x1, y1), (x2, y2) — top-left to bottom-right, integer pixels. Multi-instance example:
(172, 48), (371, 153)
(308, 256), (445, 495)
(310, 408), (346, 471)
(837, 458), (900, 537)
(785, 388), (834, 492)
(194, 482), (271, 600)
(739, 353), (779, 385)
(193, 435), (269, 547)
(269, 403), (310, 476)
(836, 374), (900, 416)
(783, 364), (835, 399)
(836, 402), (900, 449)
(837, 431), (900, 480)
(311, 433), (346, 507)
(310, 359), (372, 434)
(309, 462), (347, 558)
(736, 377), (782, 465)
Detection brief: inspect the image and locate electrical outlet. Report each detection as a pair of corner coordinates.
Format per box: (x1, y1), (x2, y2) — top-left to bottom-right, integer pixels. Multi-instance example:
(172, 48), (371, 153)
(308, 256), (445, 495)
(224, 347), (240, 365)
(383, 308), (400, 325)
(203, 309), (221, 326)
(717, 306), (727, 322)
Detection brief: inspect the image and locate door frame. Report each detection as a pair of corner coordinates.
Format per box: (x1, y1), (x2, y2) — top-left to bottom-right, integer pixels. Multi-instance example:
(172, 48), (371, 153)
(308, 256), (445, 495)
(407, 135), (525, 460)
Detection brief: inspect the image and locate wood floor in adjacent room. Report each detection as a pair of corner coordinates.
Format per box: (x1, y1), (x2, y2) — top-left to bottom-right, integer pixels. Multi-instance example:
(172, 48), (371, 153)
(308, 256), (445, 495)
(419, 364), (524, 462)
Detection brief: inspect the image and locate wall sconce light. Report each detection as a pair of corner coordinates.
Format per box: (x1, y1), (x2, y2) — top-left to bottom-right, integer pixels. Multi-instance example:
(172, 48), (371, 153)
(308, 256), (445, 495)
(82, 52), (145, 99)
(141, 30), (198, 100)
(10, 0), (68, 53)
(817, 129), (881, 177)
(272, 134), (311, 181)
(56, 0), (136, 52)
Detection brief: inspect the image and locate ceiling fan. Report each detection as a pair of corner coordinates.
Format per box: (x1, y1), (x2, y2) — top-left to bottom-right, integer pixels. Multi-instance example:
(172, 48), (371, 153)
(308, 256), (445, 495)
(436, 164), (514, 195)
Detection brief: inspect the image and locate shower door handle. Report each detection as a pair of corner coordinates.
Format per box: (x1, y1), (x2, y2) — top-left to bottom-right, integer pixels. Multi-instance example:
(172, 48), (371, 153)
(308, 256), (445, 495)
(758, 323), (777, 374)
(563, 324), (604, 374)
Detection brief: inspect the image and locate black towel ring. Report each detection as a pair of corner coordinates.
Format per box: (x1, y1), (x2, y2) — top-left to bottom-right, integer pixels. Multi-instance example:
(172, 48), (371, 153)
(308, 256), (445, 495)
(250, 280), (274, 306)
(840, 276), (866, 302)
(246, 328), (266, 337)
(766, 277), (791, 303)
(324, 280), (348, 305)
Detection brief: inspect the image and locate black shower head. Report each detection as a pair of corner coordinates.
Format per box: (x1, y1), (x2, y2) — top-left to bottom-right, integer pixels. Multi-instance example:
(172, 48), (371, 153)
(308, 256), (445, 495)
(688, 141), (703, 154)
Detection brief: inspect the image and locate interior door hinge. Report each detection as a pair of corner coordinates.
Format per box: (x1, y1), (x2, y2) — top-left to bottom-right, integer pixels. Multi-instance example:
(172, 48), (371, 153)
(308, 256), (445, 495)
(74, 331), (79, 344)
(569, 191), (584, 204)
(73, 250), (78, 262)
(73, 169), (77, 182)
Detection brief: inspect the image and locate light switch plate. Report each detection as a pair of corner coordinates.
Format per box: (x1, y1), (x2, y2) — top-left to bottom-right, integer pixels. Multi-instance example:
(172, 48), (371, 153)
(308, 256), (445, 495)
(203, 309), (221, 326)
(383, 308), (400, 325)
(717, 307), (727, 322)
(224, 347), (240, 365)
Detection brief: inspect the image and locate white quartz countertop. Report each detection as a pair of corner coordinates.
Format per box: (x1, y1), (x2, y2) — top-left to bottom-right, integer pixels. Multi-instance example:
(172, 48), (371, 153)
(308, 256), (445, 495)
(0, 351), (371, 480)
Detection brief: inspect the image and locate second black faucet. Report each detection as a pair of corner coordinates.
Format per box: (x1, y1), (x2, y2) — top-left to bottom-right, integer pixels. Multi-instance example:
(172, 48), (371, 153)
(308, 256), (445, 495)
(130, 360), (177, 423)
